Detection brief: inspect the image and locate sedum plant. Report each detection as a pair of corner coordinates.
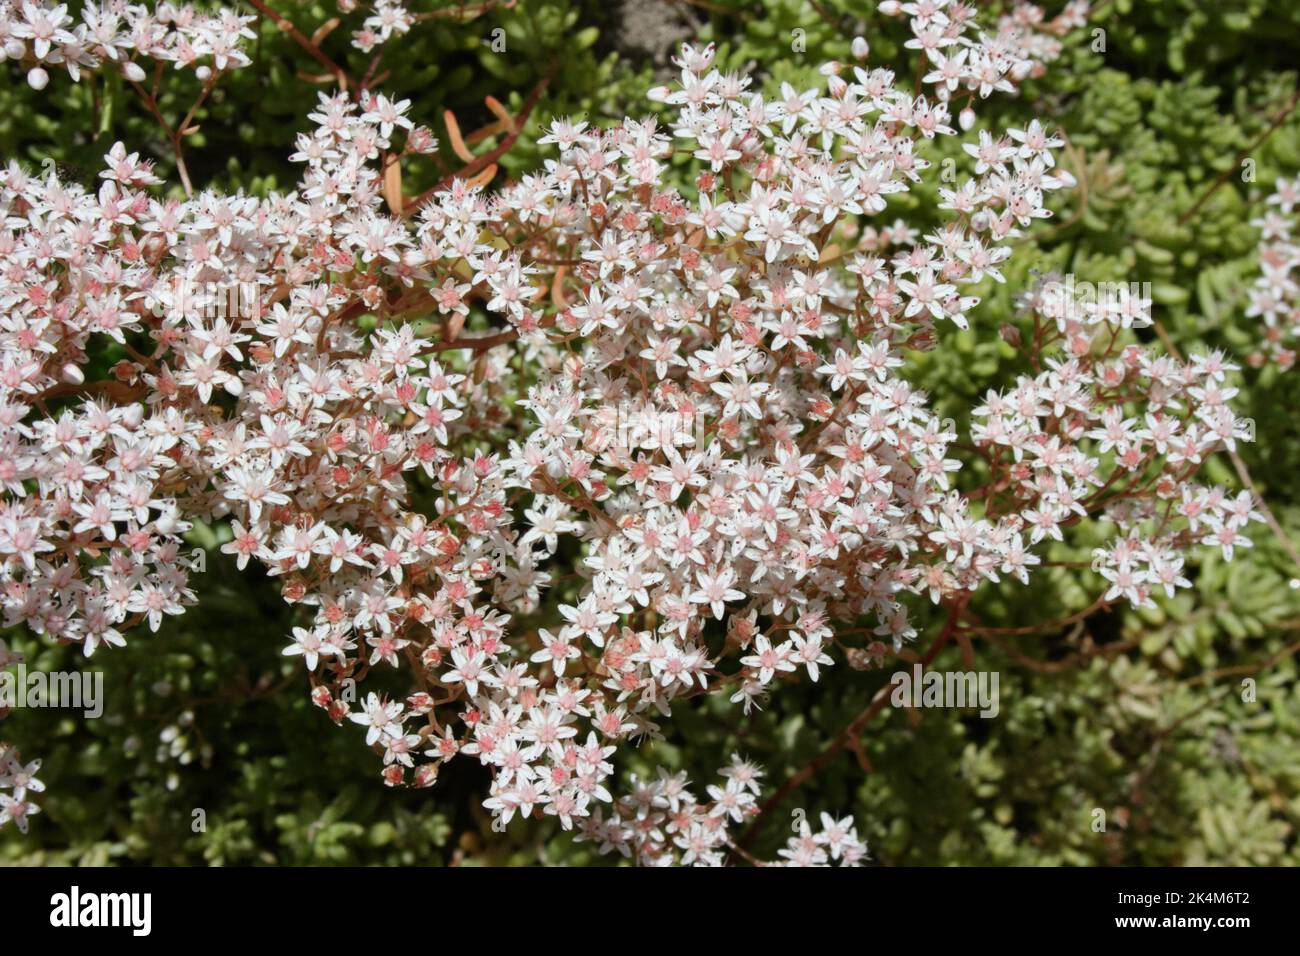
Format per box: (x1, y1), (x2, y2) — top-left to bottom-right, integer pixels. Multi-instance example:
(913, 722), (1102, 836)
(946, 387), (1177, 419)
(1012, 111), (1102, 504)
(1, 0), (1294, 866)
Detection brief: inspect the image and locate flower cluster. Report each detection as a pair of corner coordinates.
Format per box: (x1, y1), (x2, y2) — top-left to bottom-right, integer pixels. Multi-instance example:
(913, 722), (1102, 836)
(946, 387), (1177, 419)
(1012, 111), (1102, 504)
(0, 148), (202, 656)
(4, 0), (1261, 865)
(578, 755), (868, 866)
(980, 275), (1259, 608)
(877, 0), (1091, 132)
(348, 0), (412, 53)
(0, 0), (257, 90)
(0, 688), (44, 834)
(1245, 175), (1300, 368)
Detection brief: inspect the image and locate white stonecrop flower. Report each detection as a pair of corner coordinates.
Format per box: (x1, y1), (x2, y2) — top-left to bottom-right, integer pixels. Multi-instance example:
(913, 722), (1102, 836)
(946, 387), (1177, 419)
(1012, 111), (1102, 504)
(0, 1), (257, 83)
(1245, 175), (1300, 367)
(0, 739), (44, 835)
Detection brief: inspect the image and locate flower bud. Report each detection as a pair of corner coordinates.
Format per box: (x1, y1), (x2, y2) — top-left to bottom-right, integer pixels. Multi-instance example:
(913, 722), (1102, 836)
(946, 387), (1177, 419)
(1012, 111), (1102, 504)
(851, 36), (869, 60)
(124, 60), (146, 83)
(27, 67), (48, 91)
(413, 764), (439, 788)
(959, 107), (976, 131)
